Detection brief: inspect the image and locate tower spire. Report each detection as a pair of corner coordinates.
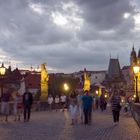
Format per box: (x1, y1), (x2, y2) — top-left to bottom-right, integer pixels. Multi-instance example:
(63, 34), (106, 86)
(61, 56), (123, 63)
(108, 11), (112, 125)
(133, 42), (134, 50)
(130, 43), (137, 65)
(138, 47), (140, 58)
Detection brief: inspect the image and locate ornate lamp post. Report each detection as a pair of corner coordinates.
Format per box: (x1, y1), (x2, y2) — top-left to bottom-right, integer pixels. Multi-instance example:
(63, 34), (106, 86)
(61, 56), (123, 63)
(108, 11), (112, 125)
(0, 63), (6, 98)
(133, 65), (140, 103)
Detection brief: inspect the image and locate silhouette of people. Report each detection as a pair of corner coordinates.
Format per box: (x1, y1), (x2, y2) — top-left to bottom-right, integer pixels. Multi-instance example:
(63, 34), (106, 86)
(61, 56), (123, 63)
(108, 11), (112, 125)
(23, 89), (33, 122)
(100, 94), (107, 111)
(1, 88), (11, 122)
(111, 90), (121, 125)
(82, 90), (93, 125)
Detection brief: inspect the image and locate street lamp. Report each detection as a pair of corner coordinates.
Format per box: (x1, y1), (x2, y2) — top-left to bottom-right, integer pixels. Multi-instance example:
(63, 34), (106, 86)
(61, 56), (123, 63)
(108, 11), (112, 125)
(95, 90), (99, 95)
(0, 63), (6, 98)
(133, 65), (140, 103)
(63, 83), (69, 92)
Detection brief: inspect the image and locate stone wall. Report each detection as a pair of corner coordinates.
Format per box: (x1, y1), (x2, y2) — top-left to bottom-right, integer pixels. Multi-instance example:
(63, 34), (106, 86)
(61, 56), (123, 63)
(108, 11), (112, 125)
(131, 103), (140, 127)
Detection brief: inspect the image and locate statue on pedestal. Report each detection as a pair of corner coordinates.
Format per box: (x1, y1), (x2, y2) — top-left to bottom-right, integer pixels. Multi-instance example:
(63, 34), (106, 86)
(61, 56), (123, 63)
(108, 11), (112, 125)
(83, 68), (91, 91)
(40, 63), (49, 101)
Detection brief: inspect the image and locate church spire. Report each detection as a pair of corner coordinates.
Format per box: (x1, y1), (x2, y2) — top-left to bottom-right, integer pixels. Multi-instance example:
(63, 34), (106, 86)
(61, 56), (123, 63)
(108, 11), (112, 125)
(138, 48), (140, 58)
(130, 43), (137, 65)
(131, 43), (136, 56)
(132, 42), (134, 50)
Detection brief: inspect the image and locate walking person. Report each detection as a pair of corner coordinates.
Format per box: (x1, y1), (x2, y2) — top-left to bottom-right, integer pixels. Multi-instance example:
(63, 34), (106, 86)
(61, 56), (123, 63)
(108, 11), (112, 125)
(111, 90), (121, 125)
(82, 90), (93, 125)
(23, 89), (33, 122)
(54, 95), (60, 111)
(12, 91), (23, 121)
(77, 91), (84, 124)
(69, 91), (78, 125)
(100, 94), (107, 112)
(60, 94), (66, 111)
(1, 89), (11, 122)
(48, 94), (54, 111)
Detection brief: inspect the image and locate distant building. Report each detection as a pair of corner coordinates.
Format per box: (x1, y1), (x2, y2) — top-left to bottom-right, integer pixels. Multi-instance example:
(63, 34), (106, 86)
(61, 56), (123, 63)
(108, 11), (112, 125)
(90, 71), (106, 85)
(73, 70), (106, 90)
(24, 73), (40, 94)
(0, 66), (23, 97)
(104, 58), (126, 91)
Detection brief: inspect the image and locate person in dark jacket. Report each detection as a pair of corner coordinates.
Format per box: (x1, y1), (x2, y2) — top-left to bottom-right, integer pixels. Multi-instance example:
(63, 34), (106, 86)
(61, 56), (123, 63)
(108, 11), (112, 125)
(23, 89), (33, 122)
(100, 94), (107, 111)
(111, 90), (121, 125)
(82, 90), (93, 125)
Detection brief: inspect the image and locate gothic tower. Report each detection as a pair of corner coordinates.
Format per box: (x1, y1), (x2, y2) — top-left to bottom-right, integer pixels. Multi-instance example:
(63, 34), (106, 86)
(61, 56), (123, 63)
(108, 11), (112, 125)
(130, 44), (137, 66)
(137, 49), (140, 65)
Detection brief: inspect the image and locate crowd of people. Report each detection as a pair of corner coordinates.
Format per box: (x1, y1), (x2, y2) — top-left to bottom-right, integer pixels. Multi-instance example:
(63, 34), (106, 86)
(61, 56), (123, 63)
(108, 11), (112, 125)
(47, 89), (131, 126)
(48, 90), (93, 125)
(0, 87), (130, 126)
(0, 88), (33, 122)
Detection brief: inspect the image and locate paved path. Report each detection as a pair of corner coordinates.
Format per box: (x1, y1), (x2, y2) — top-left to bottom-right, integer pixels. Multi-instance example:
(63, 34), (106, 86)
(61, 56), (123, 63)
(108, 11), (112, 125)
(0, 110), (140, 140)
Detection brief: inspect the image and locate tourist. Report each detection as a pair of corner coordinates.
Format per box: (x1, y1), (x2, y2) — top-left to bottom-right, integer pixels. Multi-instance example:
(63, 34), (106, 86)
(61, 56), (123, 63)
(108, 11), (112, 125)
(77, 91), (84, 124)
(100, 93), (107, 112)
(82, 90), (93, 125)
(1, 89), (11, 122)
(48, 94), (54, 111)
(23, 89), (33, 122)
(54, 95), (60, 111)
(69, 91), (78, 125)
(12, 91), (23, 121)
(60, 94), (66, 111)
(111, 90), (121, 125)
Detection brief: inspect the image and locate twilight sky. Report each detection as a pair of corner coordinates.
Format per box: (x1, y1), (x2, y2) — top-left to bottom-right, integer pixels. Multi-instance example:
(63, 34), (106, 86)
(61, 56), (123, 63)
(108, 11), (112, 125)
(0, 0), (140, 73)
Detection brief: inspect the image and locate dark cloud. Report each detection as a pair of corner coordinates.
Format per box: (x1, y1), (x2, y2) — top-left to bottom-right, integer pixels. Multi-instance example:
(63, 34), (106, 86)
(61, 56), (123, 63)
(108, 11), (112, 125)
(74, 0), (135, 29)
(0, 0), (139, 72)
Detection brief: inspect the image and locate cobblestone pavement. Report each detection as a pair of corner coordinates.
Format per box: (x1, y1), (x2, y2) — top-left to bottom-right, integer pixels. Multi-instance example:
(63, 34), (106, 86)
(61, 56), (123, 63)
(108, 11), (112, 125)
(0, 109), (140, 140)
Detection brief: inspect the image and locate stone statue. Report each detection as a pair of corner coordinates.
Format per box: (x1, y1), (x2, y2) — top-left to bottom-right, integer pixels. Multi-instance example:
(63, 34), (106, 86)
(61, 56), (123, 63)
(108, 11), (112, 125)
(40, 63), (49, 100)
(83, 68), (91, 91)
(41, 63), (49, 84)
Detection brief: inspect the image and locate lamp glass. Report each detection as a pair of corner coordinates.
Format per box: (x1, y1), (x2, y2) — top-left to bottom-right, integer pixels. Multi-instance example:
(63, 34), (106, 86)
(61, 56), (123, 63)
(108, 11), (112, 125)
(133, 66), (140, 74)
(64, 83), (69, 91)
(0, 65), (6, 75)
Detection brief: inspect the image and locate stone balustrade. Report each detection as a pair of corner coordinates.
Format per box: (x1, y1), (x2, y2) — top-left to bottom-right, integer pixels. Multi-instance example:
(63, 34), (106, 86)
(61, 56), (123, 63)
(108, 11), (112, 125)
(131, 102), (140, 127)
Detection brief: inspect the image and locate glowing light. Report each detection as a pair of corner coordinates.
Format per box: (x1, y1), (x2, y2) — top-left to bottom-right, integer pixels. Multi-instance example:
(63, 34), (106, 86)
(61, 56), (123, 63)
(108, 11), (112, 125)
(121, 99), (125, 103)
(132, 97), (134, 101)
(0, 63), (6, 76)
(64, 83), (69, 91)
(95, 90), (99, 95)
(134, 94), (136, 98)
(104, 94), (108, 98)
(133, 65), (140, 74)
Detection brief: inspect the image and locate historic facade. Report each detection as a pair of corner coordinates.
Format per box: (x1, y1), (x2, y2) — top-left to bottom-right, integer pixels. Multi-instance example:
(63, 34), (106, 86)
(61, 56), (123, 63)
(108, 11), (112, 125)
(130, 45), (140, 97)
(104, 58), (126, 93)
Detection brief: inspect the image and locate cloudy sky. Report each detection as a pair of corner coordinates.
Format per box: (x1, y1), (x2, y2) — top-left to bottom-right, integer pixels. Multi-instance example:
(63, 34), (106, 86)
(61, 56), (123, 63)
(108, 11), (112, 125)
(0, 0), (140, 73)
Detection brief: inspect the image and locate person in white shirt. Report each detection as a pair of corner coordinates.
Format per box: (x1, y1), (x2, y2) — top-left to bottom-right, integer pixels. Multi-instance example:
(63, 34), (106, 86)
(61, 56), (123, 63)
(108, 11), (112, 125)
(54, 95), (60, 111)
(60, 94), (66, 111)
(69, 91), (78, 125)
(48, 94), (54, 111)
(77, 91), (84, 124)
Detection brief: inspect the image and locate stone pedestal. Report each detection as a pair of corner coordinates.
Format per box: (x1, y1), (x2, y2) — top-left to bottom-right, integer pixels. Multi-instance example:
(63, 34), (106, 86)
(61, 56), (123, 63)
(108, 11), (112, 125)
(40, 83), (48, 101)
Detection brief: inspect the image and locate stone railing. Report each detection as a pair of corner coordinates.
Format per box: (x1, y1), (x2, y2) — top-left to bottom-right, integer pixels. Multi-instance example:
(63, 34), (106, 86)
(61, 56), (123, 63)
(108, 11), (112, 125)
(131, 102), (140, 127)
